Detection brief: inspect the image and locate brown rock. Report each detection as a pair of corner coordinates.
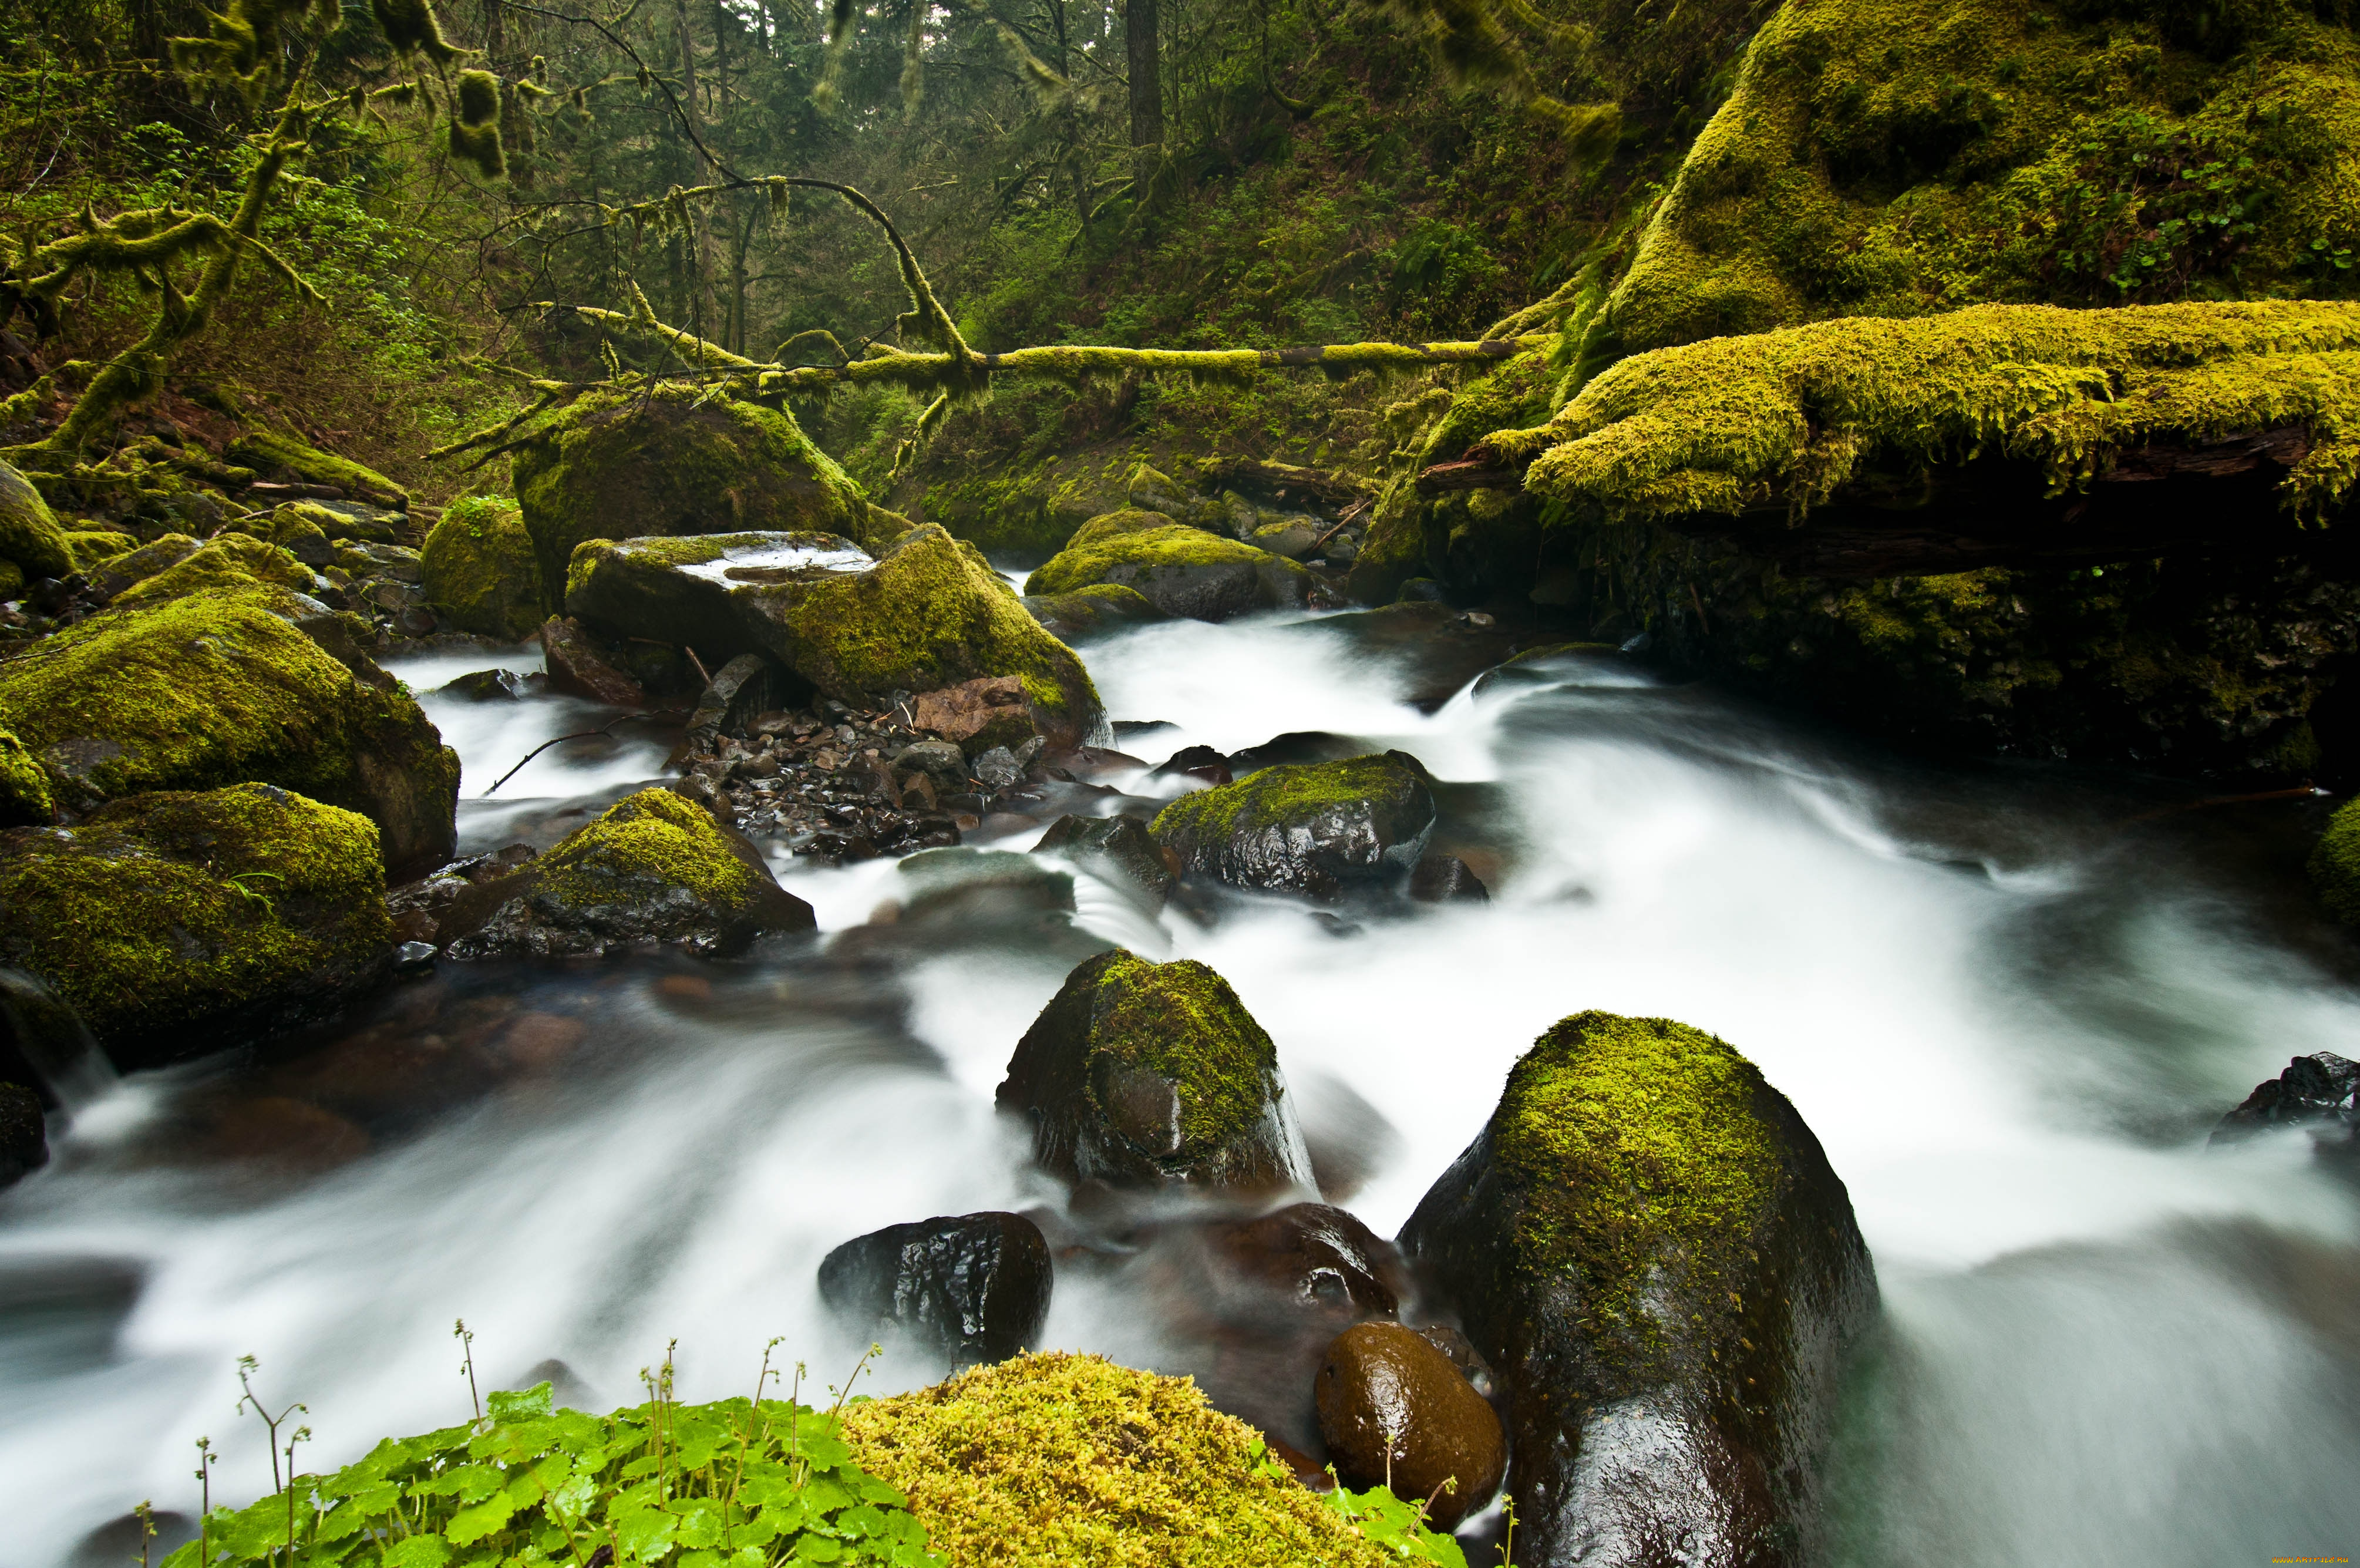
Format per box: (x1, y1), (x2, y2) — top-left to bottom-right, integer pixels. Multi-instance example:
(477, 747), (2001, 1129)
(500, 1011), (588, 1071)
(1315, 1321), (1506, 1529)
(208, 1096), (371, 1171)
(540, 615), (645, 706)
(914, 674), (1039, 757)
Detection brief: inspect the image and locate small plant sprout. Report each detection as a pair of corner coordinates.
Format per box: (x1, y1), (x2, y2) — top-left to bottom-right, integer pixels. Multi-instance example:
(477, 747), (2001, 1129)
(133, 1500), (156, 1568)
(221, 870), (285, 914)
(234, 1355), (307, 1495)
(826, 1342), (881, 1418)
(453, 1317), (480, 1420)
(282, 1423), (312, 1560)
(1381, 1412), (1405, 1494)
(193, 1436), (215, 1563)
(1498, 1492), (1518, 1567)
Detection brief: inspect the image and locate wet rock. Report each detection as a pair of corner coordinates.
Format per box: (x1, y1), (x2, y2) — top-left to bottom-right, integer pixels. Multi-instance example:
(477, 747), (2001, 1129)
(438, 668), (531, 702)
(2211, 1052), (2358, 1171)
(1400, 1010), (1877, 1568)
(870, 847), (1095, 958)
(0, 968), (98, 1104)
(420, 496), (546, 641)
(973, 745), (1024, 792)
(564, 526), (1103, 746)
(540, 615), (647, 706)
(819, 1211), (1053, 1367)
(1032, 813), (1174, 910)
(1315, 1322), (1506, 1529)
(1149, 752), (1436, 901)
(1152, 743), (1233, 789)
(0, 587), (459, 877)
(386, 844), (539, 945)
(83, 533), (198, 600)
(1408, 853), (1489, 903)
(0, 1082), (46, 1187)
(1021, 583), (1165, 642)
(680, 652), (781, 754)
(1293, 1070), (1406, 1202)
(1413, 1324), (1499, 1402)
(892, 738), (967, 780)
(442, 789), (815, 960)
(1024, 520), (1314, 622)
(393, 940), (437, 971)
(206, 1093), (371, 1170)
(913, 674), (1041, 757)
(995, 950), (1313, 1194)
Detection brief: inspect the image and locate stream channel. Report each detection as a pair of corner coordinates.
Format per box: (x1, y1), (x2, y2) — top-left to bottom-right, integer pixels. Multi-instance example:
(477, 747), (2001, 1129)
(3, 604), (2358, 1566)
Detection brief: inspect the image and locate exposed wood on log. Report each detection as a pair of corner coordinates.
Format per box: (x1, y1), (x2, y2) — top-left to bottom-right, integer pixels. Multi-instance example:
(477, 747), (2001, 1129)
(1416, 457), (1527, 495)
(1199, 456), (1371, 507)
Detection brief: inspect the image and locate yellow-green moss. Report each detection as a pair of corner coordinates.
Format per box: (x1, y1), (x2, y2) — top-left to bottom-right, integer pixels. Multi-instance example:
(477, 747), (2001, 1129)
(0, 558), (21, 600)
(842, 1352), (1392, 1568)
(1024, 523), (1294, 596)
(1501, 299), (2360, 520)
(60, 530), (139, 573)
(1089, 951), (1278, 1153)
(0, 782), (389, 1047)
(420, 494), (545, 640)
(86, 534), (198, 591)
(2310, 795), (2360, 922)
(0, 726), (53, 826)
(1068, 507), (1183, 549)
(112, 533), (317, 606)
(1151, 753), (1424, 839)
(1494, 1011), (1782, 1379)
(226, 429), (409, 503)
(533, 788), (759, 909)
(0, 458), (71, 580)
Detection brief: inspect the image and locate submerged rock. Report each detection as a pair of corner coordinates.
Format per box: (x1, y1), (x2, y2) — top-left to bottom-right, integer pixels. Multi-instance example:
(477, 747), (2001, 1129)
(818, 1211), (1053, 1367)
(441, 788), (815, 960)
(1149, 752), (1436, 901)
(995, 950), (1312, 1195)
(0, 784), (393, 1069)
(1032, 813), (1174, 911)
(0, 588), (459, 878)
(1021, 583), (1164, 642)
(1400, 1010), (1876, 1568)
(1408, 852), (1489, 903)
(565, 526), (1105, 747)
(1024, 520), (1314, 622)
(1315, 1321), (1505, 1529)
(420, 496), (546, 640)
(0, 1082), (43, 1189)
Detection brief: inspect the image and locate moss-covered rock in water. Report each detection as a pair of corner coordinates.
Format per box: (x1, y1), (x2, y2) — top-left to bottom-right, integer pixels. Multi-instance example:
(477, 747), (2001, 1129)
(1025, 523), (1314, 621)
(440, 787), (814, 959)
(0, 728), (54, 827)
(995, 950), (1312, 1194)
(1150, 752), (1436, 901)
(226, 430), (408, 505)
(0, 459), (71, 581)
(842, 1352), (1394, 1568)
(566, 524), (1105, 748)
(1594, 0), (2360, 362)
(2309, 797), (2360, 923)
(0, 783), (391, 1068)
(420, 494), (545, 640)
(0, 590), (459, 877)
(1021, 582), (1165, 642)
(1400, 1011), (1876, 1568)
(513, 385), (870, 603)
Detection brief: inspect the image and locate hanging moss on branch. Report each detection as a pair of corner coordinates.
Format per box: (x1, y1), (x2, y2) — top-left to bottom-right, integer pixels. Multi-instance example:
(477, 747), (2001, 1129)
(449, 68), (507, 181)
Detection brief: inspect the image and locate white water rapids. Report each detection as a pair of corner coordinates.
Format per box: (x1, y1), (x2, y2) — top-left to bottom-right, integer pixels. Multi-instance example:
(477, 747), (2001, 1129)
(2, 610), (2355, 1565)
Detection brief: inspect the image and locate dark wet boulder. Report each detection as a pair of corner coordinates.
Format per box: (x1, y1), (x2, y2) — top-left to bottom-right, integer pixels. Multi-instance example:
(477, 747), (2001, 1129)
(2211, 1053), (2358, 1172)
(0, 1083), (46, 1188)
(442, 788), (814, 960)
(845, 848), (1100, 963)
(1409, 853), (1489, 903)
(1024, 521), (1313, 622)
(1294, 1071), (1406, 1202)
(564, 526), (1104, 748)
(1315, 1322), (1506, 1529)
(0, 785), (394, 1070)
(385, 844), (540, 945)
(420, 496), (546, 640)
(538, 615), (648, 706)
(818, 1211), (1054, 1367)
(1033, 813), (1174, 911)
(1399, 1010), (1877, 1568)
(1021, 584), (1164, 642)
(0, 587), (459, 877)
(437, 668), (531, 702)
(996, 950), (1313, 1195)
(83, 534), (199, 600)
(1149, 752), (1436, 901)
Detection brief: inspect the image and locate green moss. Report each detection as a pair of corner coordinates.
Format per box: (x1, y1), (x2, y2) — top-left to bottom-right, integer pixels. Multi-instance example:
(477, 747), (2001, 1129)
(514, 384), (867, 603)
(0, 782), (389, 1046)
(842, 1352), (1392, 1568)
(0, 458), (72, 580)
(1068, 507), (1184, 549)
(533, 788), (758, 909)
(2310, 796), (2360, 922)
(112, 533), (316, 606)
(420, 494), (545, 640)
(1499, 300), (2360, 520)
(1492, 1011), (1782, 1381)
(226, 429), (409, 503)
(60, 530), (139, 573)
(1092, 951), (1279, 1152)
(0, 559), (21, 600)
(1598, 0), (2360, 362)
(1150, 753), (1423, 837)
(1024, 523), (1295, 596)
(0, 726), (53, 826)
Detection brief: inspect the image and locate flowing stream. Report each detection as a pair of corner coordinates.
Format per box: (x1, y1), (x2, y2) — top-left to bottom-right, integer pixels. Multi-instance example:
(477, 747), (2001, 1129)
(3, 608), (2356, 1566)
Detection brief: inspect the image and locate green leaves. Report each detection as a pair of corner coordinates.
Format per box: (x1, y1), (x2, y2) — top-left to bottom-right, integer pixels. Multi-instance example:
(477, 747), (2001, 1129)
(157, 1389), (948, 1568)
(1321, 1482), (1470, 1566)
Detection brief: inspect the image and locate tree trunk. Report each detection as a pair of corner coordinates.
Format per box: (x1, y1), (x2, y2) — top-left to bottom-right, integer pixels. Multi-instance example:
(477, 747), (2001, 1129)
(672, 0), (722, 345)
(1125, 0), (1163, 189)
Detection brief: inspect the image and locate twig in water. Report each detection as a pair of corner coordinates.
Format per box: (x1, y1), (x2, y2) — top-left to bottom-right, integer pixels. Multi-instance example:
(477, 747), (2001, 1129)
(483, 710), (678, 794)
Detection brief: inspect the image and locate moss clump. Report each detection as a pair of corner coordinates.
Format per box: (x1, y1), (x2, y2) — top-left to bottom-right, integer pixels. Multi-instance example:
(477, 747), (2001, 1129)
(226, 429), (409, 503)
(1598, 0), (2360, 362)
(533, 787), (758, 909)
(1025, 523), (1284, 595)
(1154, 752), (1427, 837)
(0, 782), (390, 1056)
(224, 504), (329, 556)
(0, 559), (21, 600)
(842, 1352), (1392, 1568)
(85, 534), (198, 594)
(514, 384), (867, 603)
(0, 458), (71, 580)
(1067, 507), (1187, 549)
(112, 533), (317, 606)
(0, 727), (53, 827)
(1499, 299), (2360, 521)
(1148, 752), (1436, 899)
(420, 494), (546, 640)
(60, 530), (139, 573)
(2309, 796), (2360, 922)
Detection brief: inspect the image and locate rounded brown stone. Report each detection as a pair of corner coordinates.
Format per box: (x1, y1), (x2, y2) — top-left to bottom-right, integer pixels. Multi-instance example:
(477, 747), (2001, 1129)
(1315, 1320), (1506, 1529)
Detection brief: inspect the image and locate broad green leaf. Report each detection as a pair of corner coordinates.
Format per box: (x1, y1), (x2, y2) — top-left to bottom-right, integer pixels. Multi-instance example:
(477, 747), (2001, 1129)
(793, 1537), (843, 1564)
(445, 1490), (517, 1545)
(837, 1505), (886, 1539)
(612, 1503), (678, 1562)
(674, 1499), (727, 1549)
(800, 1476), (854, 1515)
(488, 1381), (555, 1423)
(383, 1535), (455, 1568)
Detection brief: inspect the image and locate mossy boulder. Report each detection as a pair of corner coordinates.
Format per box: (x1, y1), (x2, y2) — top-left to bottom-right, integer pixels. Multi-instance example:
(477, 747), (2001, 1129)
(420, 495), (546, 640)
(513, 385), (870, 603)
(60, 529), (139, 573)
(85, 534), (199, 598)
(1400, 1011), (1877, 1568)
(565, 524), (1105, 748)
(227, 429), (408, 505)
(1025, 523), (1314, 621)
(111, 533), (319, 607)
(2310, 796), (2360, 922)
(1021, 583), (1165, 642)
(995, 949), (1314, 1195)
(439, 788), (815, 959)
(0, 728), (54, 827)
(0, 458), (71, 581)
(841, 1352), (1395, 1568)
(0, 589), (459, 877)
(1149, 752), (1436, 901)
(0, 783), (392, 1068)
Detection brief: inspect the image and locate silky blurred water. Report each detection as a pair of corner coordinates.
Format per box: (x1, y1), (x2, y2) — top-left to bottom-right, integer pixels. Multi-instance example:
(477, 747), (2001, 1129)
(2, 615), (2355, 1565)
